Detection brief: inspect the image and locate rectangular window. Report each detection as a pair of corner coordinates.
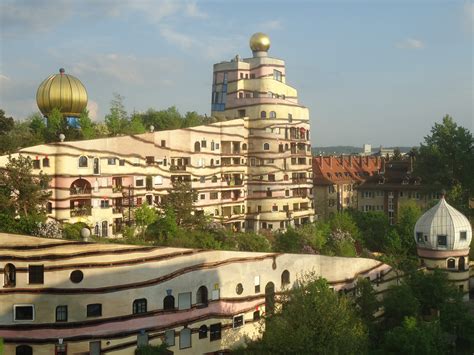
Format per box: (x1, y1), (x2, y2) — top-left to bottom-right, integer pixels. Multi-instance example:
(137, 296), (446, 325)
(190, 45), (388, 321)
(87, 303), (102, 317)
(179, 328), (192, 349)
(136, 179), (144, 187)
(416, 232), (423, 243)
(437, 235), (447, 247)
(42, 158), (50, 167)
(200, 194), (205, 200)
(460, 231), (467, 241)
(146, 156), (154, 165)
(14, 305), (34, 321)
(238, 109), (246, 118)
(161, 140), (166, 147)
(28, 265), (44, 284)
(233, 314), (244, 328)
(119, 159), (125, 166)
(56, 305), (68, 322)
(210, 192), (218, 200)
(33, 159), (40, 169)
(268, 174), (275, 182)
(273, 69), (282, 81)
(165, 329), (175, 346)
(108, 158), (116, 165)
(178, 292), (191, 310)
(210, 323), (222, 341)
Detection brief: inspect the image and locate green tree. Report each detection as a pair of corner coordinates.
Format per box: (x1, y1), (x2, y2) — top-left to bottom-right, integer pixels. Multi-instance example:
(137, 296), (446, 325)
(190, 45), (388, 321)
(0, 109), (14, 134)
(0, 155), (51, 218)
(128, 113), (146, 134)
(395, 201), (421, 254)
(383, 283), (420, 329)
(414, 115), (473, 215)
(382, 317), (447, 354)
(354, 277), (379, 324)
(351, 210), (391, 251)
(159, 180), (202, 228)
(105, 93), (128, 136)
(234, 232), (271, 252)
(240, 275), (367, 354)
(78, 109), (95, 139)
(134, 202), (158, 238)
(44, 107), (66, 142)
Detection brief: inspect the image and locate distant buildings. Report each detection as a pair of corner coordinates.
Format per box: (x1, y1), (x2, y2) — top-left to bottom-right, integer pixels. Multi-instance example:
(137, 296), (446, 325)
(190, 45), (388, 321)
(0, 33), (314, 235)
(312, 155), (381, 218)
(357, 158), (439, 224)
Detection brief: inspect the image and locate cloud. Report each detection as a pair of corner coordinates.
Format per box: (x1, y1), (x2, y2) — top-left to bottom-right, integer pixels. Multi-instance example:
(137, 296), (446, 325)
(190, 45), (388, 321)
(0, 74), (11, 82)
(396, 38), (425, 49)
(185, 1), (208, 18)
(87, 100), (99, 120)
(160, 26), (198, 50)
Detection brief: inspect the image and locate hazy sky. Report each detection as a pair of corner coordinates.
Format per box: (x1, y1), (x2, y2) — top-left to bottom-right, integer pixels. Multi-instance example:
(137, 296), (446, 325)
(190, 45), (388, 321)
(1, 0), (472, 147)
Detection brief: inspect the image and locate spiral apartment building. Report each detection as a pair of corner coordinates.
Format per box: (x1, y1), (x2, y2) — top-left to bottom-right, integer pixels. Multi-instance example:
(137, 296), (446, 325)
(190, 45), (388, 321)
(0, 33), (313, 235)
(211, 33), (314, 231)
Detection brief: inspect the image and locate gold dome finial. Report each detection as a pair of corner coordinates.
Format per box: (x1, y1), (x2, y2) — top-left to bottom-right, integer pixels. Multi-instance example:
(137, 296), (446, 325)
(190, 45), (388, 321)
(36, 68), (88, 118)
(250, 32), (270, 52)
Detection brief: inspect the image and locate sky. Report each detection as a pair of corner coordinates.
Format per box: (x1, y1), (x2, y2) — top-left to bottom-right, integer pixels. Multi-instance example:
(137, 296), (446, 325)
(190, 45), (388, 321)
(0, 0), (472, 147)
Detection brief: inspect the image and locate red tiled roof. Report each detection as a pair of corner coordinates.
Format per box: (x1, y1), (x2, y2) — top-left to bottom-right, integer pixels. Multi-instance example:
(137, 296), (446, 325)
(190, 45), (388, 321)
(313, 155), (382, 185)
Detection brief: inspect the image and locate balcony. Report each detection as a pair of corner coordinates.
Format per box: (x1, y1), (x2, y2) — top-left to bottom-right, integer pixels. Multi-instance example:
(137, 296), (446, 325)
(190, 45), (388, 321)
(170, 165), (187, 172)
(70, 206), (92, 217)
(112, 186), (123, 193)
(70, 187), (92, 195)
(112, 207), (123, 214)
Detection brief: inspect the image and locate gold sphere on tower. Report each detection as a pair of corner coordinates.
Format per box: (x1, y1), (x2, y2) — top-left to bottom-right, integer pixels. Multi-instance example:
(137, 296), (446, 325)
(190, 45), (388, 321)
(249, 32), (271, 52)
(36, 68), (88, 117)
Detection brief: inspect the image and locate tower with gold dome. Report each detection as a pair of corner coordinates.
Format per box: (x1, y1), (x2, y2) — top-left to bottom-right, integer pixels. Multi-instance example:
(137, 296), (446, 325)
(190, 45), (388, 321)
(36, 68), (88, 118)
(210, 33), (314, 231)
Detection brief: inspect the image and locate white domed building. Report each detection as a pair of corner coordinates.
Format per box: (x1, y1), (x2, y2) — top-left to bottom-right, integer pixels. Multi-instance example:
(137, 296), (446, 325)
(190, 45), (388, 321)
(414, 196), (472, 300)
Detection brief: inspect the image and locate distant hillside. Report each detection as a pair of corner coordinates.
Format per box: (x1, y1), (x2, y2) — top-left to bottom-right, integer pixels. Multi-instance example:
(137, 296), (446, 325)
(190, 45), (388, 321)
(312, 146), (414, 155)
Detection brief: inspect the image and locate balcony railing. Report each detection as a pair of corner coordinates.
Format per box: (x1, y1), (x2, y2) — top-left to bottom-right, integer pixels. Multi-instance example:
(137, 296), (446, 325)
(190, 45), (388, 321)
(70, 187), (92, 195)
(70, 207), (92, 217)
(170, 165), (187, 171)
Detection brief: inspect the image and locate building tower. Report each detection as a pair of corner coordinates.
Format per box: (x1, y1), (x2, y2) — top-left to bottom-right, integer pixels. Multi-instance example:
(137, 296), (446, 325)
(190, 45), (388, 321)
(211, 33), (314, 231)
(36, 68), (88, 123)
(414, 196), (472, 300)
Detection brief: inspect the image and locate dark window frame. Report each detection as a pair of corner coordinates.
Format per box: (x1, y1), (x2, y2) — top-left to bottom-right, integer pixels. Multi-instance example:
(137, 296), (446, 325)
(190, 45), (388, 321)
(28, 265), (44, 284)
(86, 303), (102, 317)
(56, 305), (68, 322)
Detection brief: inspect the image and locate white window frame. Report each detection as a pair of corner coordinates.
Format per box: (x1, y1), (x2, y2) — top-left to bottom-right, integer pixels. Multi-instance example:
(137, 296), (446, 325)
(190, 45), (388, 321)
(13, 304), (35, 322)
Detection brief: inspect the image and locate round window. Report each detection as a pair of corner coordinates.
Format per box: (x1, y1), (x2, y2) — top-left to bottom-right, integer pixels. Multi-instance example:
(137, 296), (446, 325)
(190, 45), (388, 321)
(70, 270), (84, 283)
(236, 283), (244, 295)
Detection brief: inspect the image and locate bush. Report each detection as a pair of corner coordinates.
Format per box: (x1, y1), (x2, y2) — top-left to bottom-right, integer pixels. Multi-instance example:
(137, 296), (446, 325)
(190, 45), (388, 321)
(62, 222), (89, 240)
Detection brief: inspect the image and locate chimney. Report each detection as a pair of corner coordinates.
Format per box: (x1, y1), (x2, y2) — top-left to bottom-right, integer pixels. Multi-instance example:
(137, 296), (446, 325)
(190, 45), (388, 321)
(349, 155), (352, 167)
(329, 156), (333, 168)
(359, 156), (362, 166)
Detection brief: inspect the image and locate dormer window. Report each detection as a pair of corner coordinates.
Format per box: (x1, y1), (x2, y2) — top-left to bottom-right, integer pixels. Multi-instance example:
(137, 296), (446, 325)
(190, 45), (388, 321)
(416, 232), (423, 243)
(437, 235), (447, 248)
(460, 231), (467, 241)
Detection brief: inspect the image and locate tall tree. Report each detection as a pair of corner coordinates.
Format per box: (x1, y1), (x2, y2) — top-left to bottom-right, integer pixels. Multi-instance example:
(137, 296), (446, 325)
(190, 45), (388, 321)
(105, 93), (128, 136)
(240, 275), (368, 354)
(134, 202), (158, 238)
(78, 109), (96, 139)
(159, 180), (202, 228)
(414, 115), (473, 215)
(0, 109), (14, 134)
(0, 155), (51, 217)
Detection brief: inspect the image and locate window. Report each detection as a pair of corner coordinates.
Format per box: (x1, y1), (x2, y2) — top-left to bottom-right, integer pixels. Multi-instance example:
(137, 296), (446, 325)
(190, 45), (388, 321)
(199, 325), (208, 339)
(200, 176), (205, 183)
(4, 263), (16, 287)
(87, 303), (102, 317)
(260, 111), (267, 118)
(165, 329), (175, 346)
(161, 140), (166, 147)
(178, 292), (191, 310)
(437, 235), (447, 247)
(14, 305), (34, 321)
(28, 265), (44, 284)
(200, 194), (205, 200)
(46, 202), (52, 214)
(416, 232), (423, 243)
(242, 143), (247, 150)
(136, 179), (144, 187)
(79, 156), (88, 167)
(236, 283), (243, 295)
(281, 270), (290, 287)
(31, 159), (40, 169)
(196, 286), (208, 307)
(270, 111), (276, 118)
(210, 192), (218, 200)
(16, 345), (33, 355)
(133, 298), (147, 314)
(194, 141), (201, 152)
(272, 205), (278, 212)
(146, 156), (154, 165)
(253, 310), (260, 321)
(268, 174), (275, 182)
(239, 92), (243, 98)
(42, 157), (50, 167)
(56, 305), (68, 322)
(70, 270), (84, 283)
(273, 69), (282, 81)
(210, 323), (222, 341)
(233, 314), (244, 328)
(119, 159), (125, 166)
(163, 295), (175, 310)
(447, 258), (456, 269)
(460, 231), (467, 241)
(179, 327), (191, 349)
(263, 143), (270, 150)
(238, 109), (246, 117)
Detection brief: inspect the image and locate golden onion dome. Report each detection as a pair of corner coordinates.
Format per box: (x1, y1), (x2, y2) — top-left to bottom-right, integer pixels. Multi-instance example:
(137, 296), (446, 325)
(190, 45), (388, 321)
(249, 32), (271, 52)
(36, 68), (88, 117)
